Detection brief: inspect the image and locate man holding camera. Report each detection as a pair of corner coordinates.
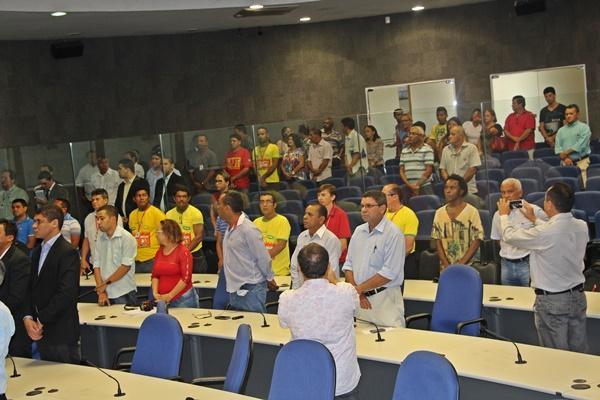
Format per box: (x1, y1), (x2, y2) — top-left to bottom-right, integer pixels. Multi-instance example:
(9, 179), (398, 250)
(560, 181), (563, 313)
(498, 183), (588, 353)
(491, 178), (547, 286)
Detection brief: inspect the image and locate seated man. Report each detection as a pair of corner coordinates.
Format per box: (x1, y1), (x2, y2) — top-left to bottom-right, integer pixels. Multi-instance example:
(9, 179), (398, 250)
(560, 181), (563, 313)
(253, 193), (291, 276)
(432, 174), (483, 271)
(279, 243), (360, 400)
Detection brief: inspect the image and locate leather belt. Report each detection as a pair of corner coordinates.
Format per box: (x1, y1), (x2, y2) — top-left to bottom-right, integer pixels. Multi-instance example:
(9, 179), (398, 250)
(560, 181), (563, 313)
(534, 283), (584, 296)
(501, 255), (530, 263)
(363, 287), (387, 297)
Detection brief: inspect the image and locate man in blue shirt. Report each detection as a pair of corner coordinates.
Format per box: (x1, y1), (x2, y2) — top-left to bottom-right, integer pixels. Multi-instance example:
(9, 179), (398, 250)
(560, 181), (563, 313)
(11, 199), (35, 251)
(555, 104), (592, 187)
(342, 190), (406, 327)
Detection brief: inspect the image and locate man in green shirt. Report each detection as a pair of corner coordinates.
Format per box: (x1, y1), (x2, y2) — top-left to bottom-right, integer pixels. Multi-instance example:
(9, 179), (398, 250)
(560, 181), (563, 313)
(0, 170), (29, 220)
(554, 104), (592, 187)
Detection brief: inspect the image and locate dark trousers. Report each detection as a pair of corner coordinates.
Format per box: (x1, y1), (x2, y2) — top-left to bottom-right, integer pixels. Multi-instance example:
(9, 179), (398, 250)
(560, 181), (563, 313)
(38, 342), (81, 364)
(404, 251), (419, 280)
(336, 387), (359, 400)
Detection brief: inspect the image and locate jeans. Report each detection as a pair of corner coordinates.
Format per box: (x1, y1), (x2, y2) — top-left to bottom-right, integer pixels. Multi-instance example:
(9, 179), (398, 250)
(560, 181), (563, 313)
(110, 290), (138, 305)
(534, 288), (588, 353)
(169, 287), (200, 308)
(229, 281), (267, 313)
(500, 258), (530, 286)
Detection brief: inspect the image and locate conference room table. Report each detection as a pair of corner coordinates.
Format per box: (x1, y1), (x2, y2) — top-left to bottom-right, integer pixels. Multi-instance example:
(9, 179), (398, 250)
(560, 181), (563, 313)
(78, 303), (600, 400)
(4, 357), (259, 400)
(402, 279), (600, 355)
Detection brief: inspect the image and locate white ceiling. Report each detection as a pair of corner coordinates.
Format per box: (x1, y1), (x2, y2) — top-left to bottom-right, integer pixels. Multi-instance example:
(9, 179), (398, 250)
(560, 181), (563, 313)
(0, 0), (491, 41)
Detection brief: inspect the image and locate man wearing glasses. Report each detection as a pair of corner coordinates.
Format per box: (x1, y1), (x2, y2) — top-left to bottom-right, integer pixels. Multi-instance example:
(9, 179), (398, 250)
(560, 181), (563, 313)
(342, 191), (405, 327)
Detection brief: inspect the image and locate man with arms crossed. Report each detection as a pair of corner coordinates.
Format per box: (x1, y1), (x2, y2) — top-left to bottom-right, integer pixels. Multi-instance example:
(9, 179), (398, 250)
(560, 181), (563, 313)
(498, 183), (588, 352)
(279, 243), (360, 400)
(343, 190), (405, 327)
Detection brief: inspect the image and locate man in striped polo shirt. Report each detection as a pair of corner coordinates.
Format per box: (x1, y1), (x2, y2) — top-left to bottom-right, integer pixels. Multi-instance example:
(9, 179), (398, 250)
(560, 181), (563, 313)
(399, 125), (435, 197)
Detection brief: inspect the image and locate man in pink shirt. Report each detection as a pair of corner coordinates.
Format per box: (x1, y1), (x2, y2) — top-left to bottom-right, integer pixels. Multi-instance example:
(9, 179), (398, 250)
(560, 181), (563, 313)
(504, 95), (536, 158)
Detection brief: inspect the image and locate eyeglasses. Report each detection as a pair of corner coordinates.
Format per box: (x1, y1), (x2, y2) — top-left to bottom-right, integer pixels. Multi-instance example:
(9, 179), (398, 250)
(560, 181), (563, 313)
(360, 204), (379, 209)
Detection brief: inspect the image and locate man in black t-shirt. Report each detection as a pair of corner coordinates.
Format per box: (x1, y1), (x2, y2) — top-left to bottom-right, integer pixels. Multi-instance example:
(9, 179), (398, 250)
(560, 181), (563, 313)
(539, 86), (566, 148)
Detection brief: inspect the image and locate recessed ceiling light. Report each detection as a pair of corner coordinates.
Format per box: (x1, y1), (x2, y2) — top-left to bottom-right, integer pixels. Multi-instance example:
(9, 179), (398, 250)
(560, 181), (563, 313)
(51, 11), (67, 17)
(299, 16), (311, 22)
(411, 5), (425, 11)
(248, 4), (264, 10)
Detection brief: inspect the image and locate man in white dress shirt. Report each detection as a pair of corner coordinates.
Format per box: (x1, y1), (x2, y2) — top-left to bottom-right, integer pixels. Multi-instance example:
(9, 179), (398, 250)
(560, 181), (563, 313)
(0, 300), (15, 400)
(491, 178), (547, 286)
(290, 203), (341, 289)
(279, 243), (360, 400)
(90, 155), (121, 206)
(499, 182), (588, 352)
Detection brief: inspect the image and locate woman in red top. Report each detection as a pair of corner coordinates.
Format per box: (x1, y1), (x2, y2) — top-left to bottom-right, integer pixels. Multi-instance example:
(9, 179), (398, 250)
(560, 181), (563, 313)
(151, 219), (199, 308)
(317, 183), (352, 264)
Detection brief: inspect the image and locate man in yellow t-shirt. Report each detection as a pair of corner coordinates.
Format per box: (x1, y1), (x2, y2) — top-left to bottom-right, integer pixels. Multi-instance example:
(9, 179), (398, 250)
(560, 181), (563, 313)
(382, 183), (419, 279)
(253, 192), (290, 276)
(166, 185), (207, 272)
(427, 106), (448, 161)
(128, 186), (165, 273)
(252, 127), (281, 190)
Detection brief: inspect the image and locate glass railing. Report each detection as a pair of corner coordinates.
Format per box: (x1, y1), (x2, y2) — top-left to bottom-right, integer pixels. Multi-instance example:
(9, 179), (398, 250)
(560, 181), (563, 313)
(0, 89), (595, 223)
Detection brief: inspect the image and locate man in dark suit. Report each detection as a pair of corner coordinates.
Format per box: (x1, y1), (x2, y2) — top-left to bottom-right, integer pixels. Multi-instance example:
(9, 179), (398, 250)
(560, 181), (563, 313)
(23, 205), (80, 363)
(34, 171), (69, 210)
(115, 158), (149, 227)
(0, 219), (31, 357)
(152, 156), (184, 212)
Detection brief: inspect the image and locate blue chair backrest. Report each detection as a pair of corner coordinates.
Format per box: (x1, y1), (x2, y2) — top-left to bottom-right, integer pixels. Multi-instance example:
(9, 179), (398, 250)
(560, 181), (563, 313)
(268, 339), (336, 400)
(298, 180), (317, 190)
(347, 211), (363, 232)
(503, 158), (528, 176)
(131, 313), (183, 379)
(430, 265), (483, 336)
(595, 210), (600, 240)
(548, 166), (580, 178)
(336, 186), (362, 200)
(385, 158), (400, 167)
(501, 150), (528, 163)
(349, 175), (375, 188)
(197, 204), (215, 241)
(304, 188), (318, 204)
(408, 195), (441, 212)
(586, 177), (600, 192)
(572, 209), (587, 222)
(279, 190), (302, 202)
(476, 168), (504, 185)
(574, 191), (600, 221)
(416, 210), (436, 241)
(283, 214), (301, 238)
(590, 154), (600, 165)
(280, 200), (304, 217)
(321, 177), (345, 187)
(544, 176), (579, 192)
(213, 268), (230, 310)
(433, 181), (445, 199)
(191, 193), (213, 207)
(511, 167), (543, 182)
(518, 178), (540, 196)
(476, 180), (499, 198)
(533, 147), (555, 158)
(392, 350), (459, 400)
(385, 165), (400, 176)
(478, 210), (491, 240)
(524, 192), (545, 208)
(588, 167), (600, 179)
(367, 184), (384, 192)
(381, 175), (403, 185)
(484, 193), (501, 214)
(537, 156), (561, 167)
(224, 324), (253, 393)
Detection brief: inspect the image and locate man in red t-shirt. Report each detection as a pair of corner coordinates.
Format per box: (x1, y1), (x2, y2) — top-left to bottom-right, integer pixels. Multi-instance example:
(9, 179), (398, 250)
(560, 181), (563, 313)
(317, 183), (351, 263)
(504, 95), (536, 157)
(224, 133), (252, 191)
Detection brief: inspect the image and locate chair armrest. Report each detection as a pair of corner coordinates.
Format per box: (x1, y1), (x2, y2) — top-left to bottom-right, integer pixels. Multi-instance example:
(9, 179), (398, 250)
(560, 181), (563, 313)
(169, 376), (184, 382)
(197, 296), (214, 306)
(192, 376), (227, 386)
(456, 318), (487, 335)
(405, 313), (432, 329)
(112, 346), (136, 369)
(265, 301), (279, 310)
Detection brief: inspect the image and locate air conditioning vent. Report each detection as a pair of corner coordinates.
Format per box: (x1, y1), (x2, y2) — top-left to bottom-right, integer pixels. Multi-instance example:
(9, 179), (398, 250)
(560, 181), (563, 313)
(234, 5), (298, 18)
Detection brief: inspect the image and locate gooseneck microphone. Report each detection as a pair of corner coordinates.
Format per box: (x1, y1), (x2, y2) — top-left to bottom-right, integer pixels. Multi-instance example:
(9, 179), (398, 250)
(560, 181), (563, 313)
(355, 317), (385, 342)
(482, 328), (527, 364)
(82, 359), (126, 397)
(257, 311), (270, 328)
(78, 280), (112, 300)
(7, 355), (20, 377)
